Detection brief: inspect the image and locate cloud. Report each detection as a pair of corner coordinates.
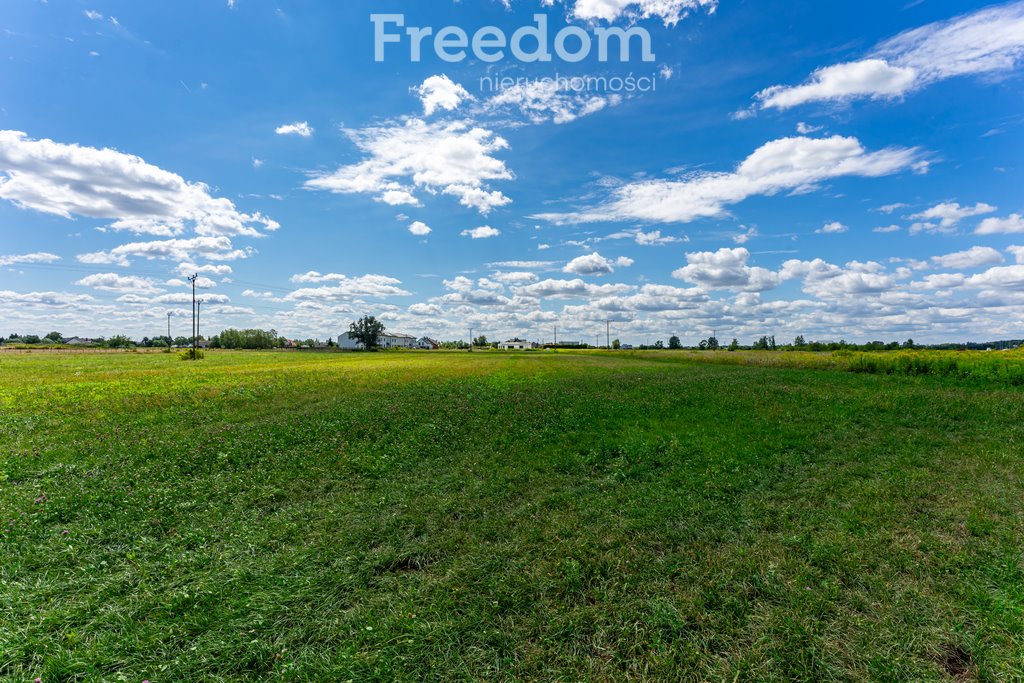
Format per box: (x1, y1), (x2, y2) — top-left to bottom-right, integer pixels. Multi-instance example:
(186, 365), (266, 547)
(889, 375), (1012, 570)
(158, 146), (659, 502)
(816, 221), (848, 234)
(756, 60), (917, 111)
(305, 119), (512, 214)
(932, 246), (1004, 269)
(491, 271), (540, 285)
(461, 225), (501, 239)
(605, 228), (684, 245)
(176, 262), (233, 277)
(0, 131), (278, 238)
(408, 220), (432, 236)
(415, 75), (472, 116)
(782, 258), (897, 298)
(910, 273), (966, 291)
(672, 247), (782, 292)
(1009, 246), (1024, 264)
(78, 236), (254, 266)
(275, 121), (313, 137)
(877, 202), (909, 214)
(873, 225), (902, 233)
(0, 290), (95, 307)
(285, 273), (411, 301)
(484, 79), (622, 125)
(569, 0), (718, 26)
(910, 201), (997, 231)
(751, 3), (1024, 110)
(409, 302), (444, 316)
(536, 135), (923, 225)
(965, 265), (1024, 291)
(486, 260), (557, 269)
(732, 226), (759, 244)
(517, 278), (634, 299)
(0, 252), (60, 267)
(76, 273), (163, 293)
(563, 252), (633, 276)
(976, 213), (1024, 235)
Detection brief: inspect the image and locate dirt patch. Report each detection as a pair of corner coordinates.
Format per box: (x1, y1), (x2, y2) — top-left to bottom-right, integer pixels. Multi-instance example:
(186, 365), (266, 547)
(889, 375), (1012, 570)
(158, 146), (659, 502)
(937, 644), (974, 681)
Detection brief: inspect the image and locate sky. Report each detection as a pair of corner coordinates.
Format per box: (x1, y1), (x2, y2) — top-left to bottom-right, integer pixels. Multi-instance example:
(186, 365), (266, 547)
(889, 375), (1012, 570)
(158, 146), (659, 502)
(1, 0), (1023, 345)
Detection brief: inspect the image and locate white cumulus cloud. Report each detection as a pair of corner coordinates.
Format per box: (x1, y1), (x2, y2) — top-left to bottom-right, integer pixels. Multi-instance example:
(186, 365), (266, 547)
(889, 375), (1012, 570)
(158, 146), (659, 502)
(536, 135), (922, 225)
(461, 225), (501, 239)
(415, 75), (472, 116)
(305, 119), (512, 214)
(752, 2), (1024, 110)
(275, 121), (313, 137)
(0, 131), (278, 238)
(563, 252), (633, 276)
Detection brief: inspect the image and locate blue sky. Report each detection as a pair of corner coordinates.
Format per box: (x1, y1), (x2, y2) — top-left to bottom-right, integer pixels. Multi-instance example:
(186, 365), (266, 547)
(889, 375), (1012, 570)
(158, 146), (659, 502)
(1, 0), (1023, 344)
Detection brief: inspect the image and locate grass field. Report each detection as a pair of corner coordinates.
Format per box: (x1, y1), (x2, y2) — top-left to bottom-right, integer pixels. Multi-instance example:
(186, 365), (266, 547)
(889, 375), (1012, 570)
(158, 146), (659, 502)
(1, 350), (1022, 681)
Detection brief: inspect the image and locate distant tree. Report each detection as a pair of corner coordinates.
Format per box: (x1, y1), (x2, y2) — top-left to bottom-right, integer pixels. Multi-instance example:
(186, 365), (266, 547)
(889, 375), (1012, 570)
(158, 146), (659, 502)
(707, 336), (720, 350)
(769, 335), (777, 351)
(753, 336), (770, 351)
(173, 336), (190, 348)
(728, 338), (740, 352)
(106, 335), (134, 349)
(21, 335), (41, 345)
(350, 316), (385, 351)
(612, 339), (621, 350)
(218, 329), (281, 350)
(653, 340), (665, 349)
(473, 335), (489, 348)
(668, 335), (682, 350)
(903, 339), (916, 349)
(699, 340), (708, 351)
(45, 331), (63, 343)
(794, 335), (807, 348)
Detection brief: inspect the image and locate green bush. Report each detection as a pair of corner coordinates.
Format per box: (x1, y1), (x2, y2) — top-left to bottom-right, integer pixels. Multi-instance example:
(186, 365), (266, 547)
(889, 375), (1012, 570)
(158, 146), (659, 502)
(178, 349), (205, 361)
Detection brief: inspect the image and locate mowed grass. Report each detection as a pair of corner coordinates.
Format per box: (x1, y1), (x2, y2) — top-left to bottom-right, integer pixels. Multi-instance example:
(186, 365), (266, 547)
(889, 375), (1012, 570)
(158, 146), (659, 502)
(1, 350), (1022, 682)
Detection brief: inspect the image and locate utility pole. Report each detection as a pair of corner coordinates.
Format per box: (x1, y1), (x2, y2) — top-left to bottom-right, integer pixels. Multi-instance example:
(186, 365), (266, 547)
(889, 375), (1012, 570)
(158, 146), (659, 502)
(197, 299), (204, 348)
(554, 325), (558, 345)
(187, 274), (198, 358)
(469, 327), (473, 353)
(167, 312), (171, 344)
(606, 320), (611, 350)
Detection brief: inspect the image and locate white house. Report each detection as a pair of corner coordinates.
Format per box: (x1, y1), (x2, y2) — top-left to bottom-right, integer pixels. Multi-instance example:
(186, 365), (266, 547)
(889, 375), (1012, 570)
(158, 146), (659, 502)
(499, 338), (534, 350)
(417, 337), (440, 350)
(337, 331), (420, 350)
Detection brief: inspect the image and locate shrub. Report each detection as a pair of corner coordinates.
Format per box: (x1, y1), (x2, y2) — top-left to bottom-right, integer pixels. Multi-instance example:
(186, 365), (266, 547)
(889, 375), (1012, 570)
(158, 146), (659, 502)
(178, 349), (205, 361)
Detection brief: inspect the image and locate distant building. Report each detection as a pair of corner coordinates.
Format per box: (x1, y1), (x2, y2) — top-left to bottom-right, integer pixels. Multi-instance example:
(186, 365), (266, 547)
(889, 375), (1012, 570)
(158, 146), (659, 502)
(64, 337), (97, 346)
(418, 337), (440, 350)
(499, 338), (534, 350)
(337, 331), (420, 350)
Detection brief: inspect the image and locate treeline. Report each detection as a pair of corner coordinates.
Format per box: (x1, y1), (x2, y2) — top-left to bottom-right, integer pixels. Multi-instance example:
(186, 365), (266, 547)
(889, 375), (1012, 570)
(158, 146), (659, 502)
(655, 335), (1023, 353)
(209, 329), (283, 350)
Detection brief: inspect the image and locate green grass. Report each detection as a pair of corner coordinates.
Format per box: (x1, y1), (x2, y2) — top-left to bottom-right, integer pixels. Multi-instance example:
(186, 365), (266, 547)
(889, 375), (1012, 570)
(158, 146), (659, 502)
(1, 350), (1022, 681)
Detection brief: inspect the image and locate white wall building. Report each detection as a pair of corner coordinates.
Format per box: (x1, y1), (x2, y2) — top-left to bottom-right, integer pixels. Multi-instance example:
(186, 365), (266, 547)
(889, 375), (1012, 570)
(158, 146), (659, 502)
(337, 331), (421, 350)
(498, 338), (534, 350)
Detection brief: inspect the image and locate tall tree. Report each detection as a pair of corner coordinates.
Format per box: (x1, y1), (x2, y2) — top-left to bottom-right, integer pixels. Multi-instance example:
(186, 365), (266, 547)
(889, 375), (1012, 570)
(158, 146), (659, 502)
(668, 335), (682, 350)
(350, 316), (385, 351)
